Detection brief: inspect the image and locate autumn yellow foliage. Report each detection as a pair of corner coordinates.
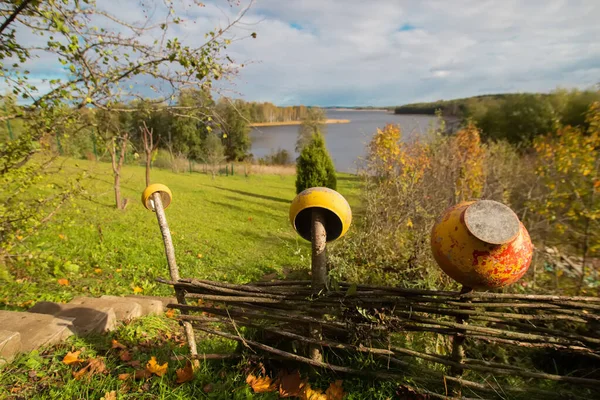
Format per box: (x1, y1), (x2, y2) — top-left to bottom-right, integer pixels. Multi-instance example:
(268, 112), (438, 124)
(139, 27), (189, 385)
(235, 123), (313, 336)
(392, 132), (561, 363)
(452, 122), (485, 200)
(531, 102), (600, 289)
(146, 356), (168, 377)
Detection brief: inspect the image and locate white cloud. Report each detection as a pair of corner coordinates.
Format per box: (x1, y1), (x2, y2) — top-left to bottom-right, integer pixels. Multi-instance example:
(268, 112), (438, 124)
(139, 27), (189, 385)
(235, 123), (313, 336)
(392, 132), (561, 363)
(217, 0), (600, 105)
(8, 0), (600, 106)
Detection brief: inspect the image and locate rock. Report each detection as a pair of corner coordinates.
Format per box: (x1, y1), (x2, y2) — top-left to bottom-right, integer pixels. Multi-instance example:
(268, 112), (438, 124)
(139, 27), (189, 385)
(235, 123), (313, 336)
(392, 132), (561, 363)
(28, 302), (116, 335)
(101, 295), (163, 316)
(0, 330), (21, 365)
(70, 297), (143, 321)
(125, 295), (177, 311)
(0, 310), (73, 353)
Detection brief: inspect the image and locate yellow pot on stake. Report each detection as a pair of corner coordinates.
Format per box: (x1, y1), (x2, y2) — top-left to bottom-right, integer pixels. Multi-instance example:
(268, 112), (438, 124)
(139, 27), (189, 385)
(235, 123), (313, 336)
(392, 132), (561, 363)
(142, 184), (173, 211)
(289, 186), (352, 363)
(289, 187), (352, 243)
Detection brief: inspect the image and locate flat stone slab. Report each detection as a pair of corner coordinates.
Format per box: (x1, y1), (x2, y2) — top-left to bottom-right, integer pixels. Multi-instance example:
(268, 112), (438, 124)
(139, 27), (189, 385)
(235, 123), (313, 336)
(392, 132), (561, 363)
(101, 295), (163, 316)
(28, 302), (116, 336)
(70, 297), (143, 321)
(0, 310), (73, 352)
(0, 330), (21, 365)
(125, 295), (177, 311)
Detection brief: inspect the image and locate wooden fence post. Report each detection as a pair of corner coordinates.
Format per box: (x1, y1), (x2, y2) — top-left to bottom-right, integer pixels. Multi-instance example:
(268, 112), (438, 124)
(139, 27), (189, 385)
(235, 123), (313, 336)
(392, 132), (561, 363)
(309, 209), (327, 362)
(145, 187), (199, 364)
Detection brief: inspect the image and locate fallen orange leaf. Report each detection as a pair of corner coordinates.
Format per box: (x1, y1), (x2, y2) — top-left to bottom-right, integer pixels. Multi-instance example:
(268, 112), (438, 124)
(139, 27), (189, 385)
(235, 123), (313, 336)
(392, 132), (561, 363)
(62, 351), (82, 365)
(134, 369), (152, 380)
(165, 308), (176, 319)
(73, 358), (106, 380)
(118, 373), (131, 381)
(57, 279), (70, 286)
(89, 358), (106, 373)
(94, 268), (102, 274)
(111, 339), (127, 350)
(279, 371), (304, 398)
(146, 356), (168, 377)
(246, 374), (277, 393)
(175, 361), (194, 383)
(301, 384), (327, 400)
(325, 380), (344, 400)
(119, 350), (132, 362)
(72, 368), (88, 380)
(101, 390), (116, 400)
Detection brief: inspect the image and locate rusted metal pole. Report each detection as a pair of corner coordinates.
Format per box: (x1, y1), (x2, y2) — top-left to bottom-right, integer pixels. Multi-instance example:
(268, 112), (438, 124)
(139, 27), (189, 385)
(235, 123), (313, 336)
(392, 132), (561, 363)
(450, 285), (473, 396)
(150, 192), (198, 360)
(309, 209), (327, 362)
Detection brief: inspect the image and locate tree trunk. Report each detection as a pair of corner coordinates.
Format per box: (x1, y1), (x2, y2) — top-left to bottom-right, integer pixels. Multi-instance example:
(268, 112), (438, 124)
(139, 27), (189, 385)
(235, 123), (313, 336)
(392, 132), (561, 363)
(140, 122), (156, 187)
(109, 133), (129, 210)
(145, 156), (151, 187)
(114, 172), (122, 210)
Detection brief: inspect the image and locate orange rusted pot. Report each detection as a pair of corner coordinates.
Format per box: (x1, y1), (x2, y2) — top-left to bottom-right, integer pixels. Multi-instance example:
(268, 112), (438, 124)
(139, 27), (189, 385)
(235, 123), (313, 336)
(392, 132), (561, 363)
(430, 200), (533, 289)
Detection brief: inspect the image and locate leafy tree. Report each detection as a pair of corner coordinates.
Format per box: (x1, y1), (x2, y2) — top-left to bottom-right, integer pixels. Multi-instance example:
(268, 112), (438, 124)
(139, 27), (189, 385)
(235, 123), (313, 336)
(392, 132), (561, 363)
(0, 0), (251, 267)
(367, 123), (402, 177)
(259, 148), (292, 165)
(554, 89), (600, 129)
(451, 122), (485, 201)
(96, 108), (133, 209)
(295, 133), (336, 194)
(478, 94), (558, 144)
(218, 99), (251, 161)
(202, 133), (226, 178)
(296, 107), (326, 152)
(531, 102), (600, 292)
(169, 89), (214, 161)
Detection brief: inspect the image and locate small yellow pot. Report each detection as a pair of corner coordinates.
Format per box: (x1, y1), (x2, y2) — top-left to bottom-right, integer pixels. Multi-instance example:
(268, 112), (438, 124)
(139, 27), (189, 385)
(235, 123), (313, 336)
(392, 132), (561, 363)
(430, 200), (533, 289)
(289, 187), (352, 242)
(142, 184), (173, 211)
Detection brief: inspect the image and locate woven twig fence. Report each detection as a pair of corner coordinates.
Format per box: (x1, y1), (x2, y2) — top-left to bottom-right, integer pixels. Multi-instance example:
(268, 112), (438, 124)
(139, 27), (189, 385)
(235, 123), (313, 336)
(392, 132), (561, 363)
(142, 185), (600, 399)
(158, 277), (600, 399)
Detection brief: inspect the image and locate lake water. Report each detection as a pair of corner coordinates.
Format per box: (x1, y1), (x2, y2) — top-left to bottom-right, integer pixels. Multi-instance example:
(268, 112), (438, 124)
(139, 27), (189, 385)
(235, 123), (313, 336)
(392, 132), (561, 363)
(250, 110), (438, 173)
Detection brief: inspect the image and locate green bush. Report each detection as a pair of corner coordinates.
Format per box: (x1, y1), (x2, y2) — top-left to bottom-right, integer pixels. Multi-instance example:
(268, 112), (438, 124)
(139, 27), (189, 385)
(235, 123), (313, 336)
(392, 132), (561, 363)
(295, 133), (336, 194)
(259, 148), (292, 165)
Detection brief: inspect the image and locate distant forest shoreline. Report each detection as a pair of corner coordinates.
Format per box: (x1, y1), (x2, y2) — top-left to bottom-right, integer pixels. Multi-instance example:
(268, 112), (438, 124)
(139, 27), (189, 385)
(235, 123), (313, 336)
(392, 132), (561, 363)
(249, 119), (350, 127)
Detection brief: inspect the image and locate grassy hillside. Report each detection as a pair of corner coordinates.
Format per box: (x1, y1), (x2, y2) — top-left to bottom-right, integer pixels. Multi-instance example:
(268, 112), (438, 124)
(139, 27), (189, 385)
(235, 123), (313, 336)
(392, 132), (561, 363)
(1, 159), (360, 309)
(1, 160), (400, 399)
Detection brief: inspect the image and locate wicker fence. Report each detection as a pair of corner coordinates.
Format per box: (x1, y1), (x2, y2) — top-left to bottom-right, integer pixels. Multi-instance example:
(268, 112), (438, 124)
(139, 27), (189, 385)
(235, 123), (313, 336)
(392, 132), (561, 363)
(142, 186), (600, 399)
(158, 277), (600, 399)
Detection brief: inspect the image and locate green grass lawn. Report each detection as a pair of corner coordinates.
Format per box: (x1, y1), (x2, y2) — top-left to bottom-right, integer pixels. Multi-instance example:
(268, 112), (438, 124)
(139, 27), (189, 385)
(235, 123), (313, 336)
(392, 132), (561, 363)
(1, 159), (360, 309)
(0, 315), (398, 399)
(0, 160), (404, 399)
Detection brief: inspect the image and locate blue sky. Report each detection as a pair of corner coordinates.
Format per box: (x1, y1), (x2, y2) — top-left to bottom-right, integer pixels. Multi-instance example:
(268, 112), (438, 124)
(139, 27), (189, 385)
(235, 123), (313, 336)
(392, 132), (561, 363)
(13, 0), (600, 107)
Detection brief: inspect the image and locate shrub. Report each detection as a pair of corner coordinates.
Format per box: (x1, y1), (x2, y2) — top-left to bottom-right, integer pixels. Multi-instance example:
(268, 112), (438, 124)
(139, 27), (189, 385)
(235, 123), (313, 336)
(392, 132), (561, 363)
(529, 102), (600, 292)
(295, 133), (336, 194)
(259, 148), (292, 165)
(331, 121), (518, 289)
(153, 149), (188, 173)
